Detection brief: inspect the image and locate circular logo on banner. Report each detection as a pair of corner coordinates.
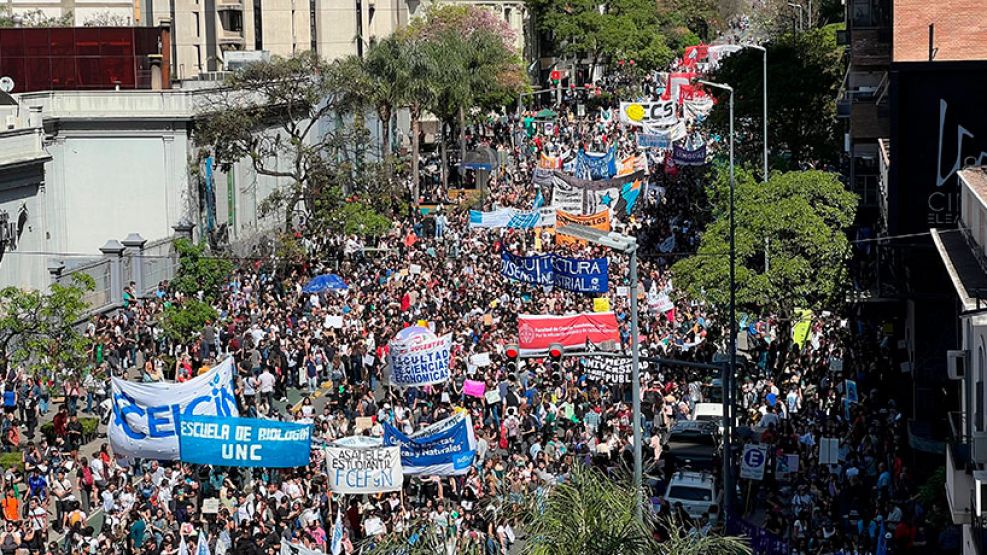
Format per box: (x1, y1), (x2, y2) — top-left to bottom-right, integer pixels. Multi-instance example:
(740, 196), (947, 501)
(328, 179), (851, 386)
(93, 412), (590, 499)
(624, 103), (646, 122)
(394, 325), (436, 346)
(518, 323), (536, 345)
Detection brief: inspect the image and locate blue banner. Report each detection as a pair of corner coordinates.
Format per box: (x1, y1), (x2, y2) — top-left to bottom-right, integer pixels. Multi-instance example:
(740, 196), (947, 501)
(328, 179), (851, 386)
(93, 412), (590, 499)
(575, 147), (618, 180)
(500, 250), (609, 293)
(552, 254), (609, 293)
(383, 413), (476, 475)
(671, 142), (708, 166)
(178, 414), (312, 468)
(500, 250), (553, 287)
(636, 133), (671, 149)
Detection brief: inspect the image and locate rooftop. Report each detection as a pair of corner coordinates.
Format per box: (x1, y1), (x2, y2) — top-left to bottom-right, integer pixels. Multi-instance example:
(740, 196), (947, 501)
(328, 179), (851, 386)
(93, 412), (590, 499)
(893, 0), (987, 62)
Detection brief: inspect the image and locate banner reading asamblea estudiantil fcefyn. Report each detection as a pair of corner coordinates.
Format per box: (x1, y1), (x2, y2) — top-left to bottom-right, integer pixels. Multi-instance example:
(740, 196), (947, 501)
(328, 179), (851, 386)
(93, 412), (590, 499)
(178, 414), (312, 468)
(325, 442), (403, 494)
(110, 357), (238, 461)
(388, 332), (453, 387)
(382, 413), (477, 476)
(500, 249), (609, 294)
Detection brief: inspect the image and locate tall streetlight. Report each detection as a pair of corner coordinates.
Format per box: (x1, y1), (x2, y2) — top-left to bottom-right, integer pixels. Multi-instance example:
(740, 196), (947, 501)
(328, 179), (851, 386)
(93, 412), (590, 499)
(745, 44), (768, 182)
(556, 224), (642, 521)
(788, 2), (805, 31)
(699, 78), (737, 520)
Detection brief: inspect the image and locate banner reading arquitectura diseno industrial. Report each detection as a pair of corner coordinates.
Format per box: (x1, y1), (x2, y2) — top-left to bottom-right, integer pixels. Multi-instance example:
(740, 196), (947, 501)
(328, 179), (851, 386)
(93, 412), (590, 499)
(500, 249), (609, 293)
(110, 357), (239, 461)
(178, 414), (312, 468)
(388, 326), (452, 387)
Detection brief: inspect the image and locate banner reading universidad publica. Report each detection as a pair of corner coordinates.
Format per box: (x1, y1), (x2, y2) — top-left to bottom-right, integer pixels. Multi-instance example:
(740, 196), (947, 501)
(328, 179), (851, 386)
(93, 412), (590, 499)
(388, 327), (453, 387)
(110, 357), (238, 461)
(178, 414), (312, 468)
(382, 413), (477, 475)
(325, 442), (403, 494)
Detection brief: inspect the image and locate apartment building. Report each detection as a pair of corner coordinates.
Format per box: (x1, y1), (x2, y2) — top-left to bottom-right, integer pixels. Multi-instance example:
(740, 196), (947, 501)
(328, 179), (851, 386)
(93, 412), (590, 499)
(145, 0), (311, 78)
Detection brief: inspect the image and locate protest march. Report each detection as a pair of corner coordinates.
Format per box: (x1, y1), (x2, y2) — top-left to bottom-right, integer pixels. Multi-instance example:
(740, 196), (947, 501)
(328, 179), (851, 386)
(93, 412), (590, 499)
(0, 24), (945, 555)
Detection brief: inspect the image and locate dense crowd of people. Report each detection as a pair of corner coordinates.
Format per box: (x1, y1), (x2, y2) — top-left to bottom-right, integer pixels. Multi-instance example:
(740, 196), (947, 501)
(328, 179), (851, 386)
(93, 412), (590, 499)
(0, 47), (955, 555)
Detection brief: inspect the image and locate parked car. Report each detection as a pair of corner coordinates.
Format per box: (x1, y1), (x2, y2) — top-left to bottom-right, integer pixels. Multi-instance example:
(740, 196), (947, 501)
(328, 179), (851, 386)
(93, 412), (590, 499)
(663, 420), (720, 472)
(692, 402), (725, 433)
(664, 470), (722, 521)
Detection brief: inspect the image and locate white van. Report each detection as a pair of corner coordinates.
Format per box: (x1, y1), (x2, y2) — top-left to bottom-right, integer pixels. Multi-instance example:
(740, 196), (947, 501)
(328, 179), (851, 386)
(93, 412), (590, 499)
(664, 470), (721, 521)
(692, 403), (725, 433)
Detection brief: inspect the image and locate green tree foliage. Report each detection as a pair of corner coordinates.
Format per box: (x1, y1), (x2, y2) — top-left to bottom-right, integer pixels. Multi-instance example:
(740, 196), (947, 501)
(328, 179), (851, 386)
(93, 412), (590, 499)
(705, 25), (845, 173)
(195, 51), (368, 232)
(672, 169), (857, 319)
(0, 6), (74, 27)
(530, 0), (732, 73)
(0, 275), (94, 380)
(169, 239), (234, 302)
(404, 5), (527, 188)
(160, 299), (218, 343)
(517, 465), (750, 554)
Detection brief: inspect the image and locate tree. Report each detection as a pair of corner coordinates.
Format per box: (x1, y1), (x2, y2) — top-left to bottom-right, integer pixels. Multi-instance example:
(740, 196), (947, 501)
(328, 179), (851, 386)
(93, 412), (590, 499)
(705, 25), (844, 173)
(0, 6), (73, 27)
(160, 299), (218, 343)
(0, 274), (93, 381)
(671, 168), (857, 322)
(406, 5), (527, 189)
(518, 465), (751, 555)
(195, 52), (367, 232)
(169, 239), (234, 302)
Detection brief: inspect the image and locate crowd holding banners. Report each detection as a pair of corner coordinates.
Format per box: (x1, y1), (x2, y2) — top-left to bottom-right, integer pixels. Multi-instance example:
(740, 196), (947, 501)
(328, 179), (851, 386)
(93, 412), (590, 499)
(0, 28), (949, 555)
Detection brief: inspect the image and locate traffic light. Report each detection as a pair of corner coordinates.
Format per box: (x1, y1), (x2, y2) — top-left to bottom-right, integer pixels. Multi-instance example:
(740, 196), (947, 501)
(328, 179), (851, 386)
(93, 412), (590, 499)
(548, 343), (563, 381)
(505, 344), (519, 374)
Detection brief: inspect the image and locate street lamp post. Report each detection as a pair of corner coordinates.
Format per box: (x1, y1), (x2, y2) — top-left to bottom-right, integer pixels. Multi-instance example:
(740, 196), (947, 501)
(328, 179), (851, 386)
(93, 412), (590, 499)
(745, 44), (768, 182)
(699, 79), (736, 521)
(788, 2), (805, 31)
(556, 225), (642, 521)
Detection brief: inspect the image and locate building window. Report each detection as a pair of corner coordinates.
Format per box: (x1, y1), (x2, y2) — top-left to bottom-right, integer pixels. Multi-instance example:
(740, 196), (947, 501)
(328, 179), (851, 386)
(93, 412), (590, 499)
(504, 7), (511, 22)
(195, 44), (202, 70)
(254, 0), (263, 50)
(310, 0), (317, 52)
(193, 12), (200, 36)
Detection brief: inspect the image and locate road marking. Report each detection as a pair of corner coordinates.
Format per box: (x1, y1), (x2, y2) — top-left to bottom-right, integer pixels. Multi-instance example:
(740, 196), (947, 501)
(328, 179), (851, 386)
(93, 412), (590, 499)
(290, 381), (333, 413)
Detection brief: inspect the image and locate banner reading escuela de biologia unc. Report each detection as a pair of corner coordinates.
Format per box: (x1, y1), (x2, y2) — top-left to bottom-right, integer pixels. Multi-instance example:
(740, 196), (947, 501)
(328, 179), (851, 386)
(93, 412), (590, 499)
(382, 413), (477, 475)
(178, 414), (312, 468)
(388, 332), (453, 387)
(501, 249), (609, 293)
(109, 357), (239, 461)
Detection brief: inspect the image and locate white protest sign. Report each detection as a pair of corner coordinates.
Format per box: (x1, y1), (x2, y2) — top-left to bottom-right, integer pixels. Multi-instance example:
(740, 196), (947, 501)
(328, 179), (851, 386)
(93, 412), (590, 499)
(616, 286), (630, 297)
(325, 315), (344, 329)
(740, 443), (767, 481)
(655, 293), (675, 313)
(388, 333), (452, 387)
(325, 444), (403, 494)
(469, 353), (492, 367)
(409, 264), (422, 275)
(818, 437), (840, 465)
(484, 390), (501, 405)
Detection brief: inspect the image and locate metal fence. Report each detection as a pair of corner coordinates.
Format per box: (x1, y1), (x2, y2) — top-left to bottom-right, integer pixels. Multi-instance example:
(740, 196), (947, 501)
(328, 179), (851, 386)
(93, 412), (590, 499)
(55, 234), (181, 317)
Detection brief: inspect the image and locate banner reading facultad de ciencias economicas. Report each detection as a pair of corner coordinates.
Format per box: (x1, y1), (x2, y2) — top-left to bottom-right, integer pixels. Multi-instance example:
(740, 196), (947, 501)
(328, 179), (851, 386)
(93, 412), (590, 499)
(382, 413), (477, 475)
(582, 356), (632, 384)
(178, 414), (312, 468)
(388, 332), (453, 387)
(325, 443), (403, 494)
(517, 312), (620, 355)
(110, 357), (239, 461)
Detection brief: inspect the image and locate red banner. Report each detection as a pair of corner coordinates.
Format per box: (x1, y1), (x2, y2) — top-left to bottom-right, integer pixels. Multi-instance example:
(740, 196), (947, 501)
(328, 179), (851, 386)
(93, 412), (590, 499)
(517, 313), (620, 354)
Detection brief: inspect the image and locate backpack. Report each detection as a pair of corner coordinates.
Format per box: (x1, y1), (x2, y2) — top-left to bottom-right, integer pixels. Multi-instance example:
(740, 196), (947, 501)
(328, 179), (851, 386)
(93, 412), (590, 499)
(81, 467), (94, 487)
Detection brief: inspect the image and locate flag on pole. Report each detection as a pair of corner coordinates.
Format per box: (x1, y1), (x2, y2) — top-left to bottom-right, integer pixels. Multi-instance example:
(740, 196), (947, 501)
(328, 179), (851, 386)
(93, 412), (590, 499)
(532, 190), (545, 209)
(330, 509), (345, 555)
(196, 531), (211, 555)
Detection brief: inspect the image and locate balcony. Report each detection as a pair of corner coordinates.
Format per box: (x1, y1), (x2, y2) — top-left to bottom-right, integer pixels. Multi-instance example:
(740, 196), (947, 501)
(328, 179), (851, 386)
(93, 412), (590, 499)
(216, 0), (243, 9)
(948, 412), (975, 524)
(849, 29), (891, 67)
